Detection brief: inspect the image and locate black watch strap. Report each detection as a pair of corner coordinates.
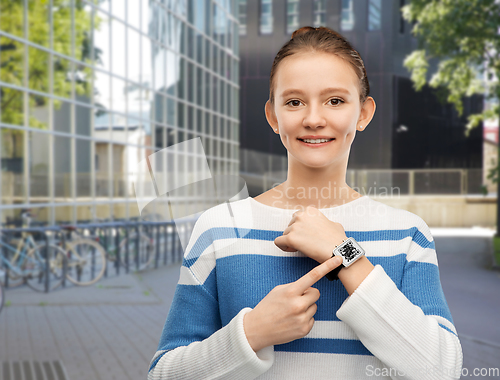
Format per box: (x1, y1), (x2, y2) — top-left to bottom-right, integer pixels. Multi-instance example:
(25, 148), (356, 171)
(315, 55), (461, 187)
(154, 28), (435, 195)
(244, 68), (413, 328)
(325, 264), (343, 281)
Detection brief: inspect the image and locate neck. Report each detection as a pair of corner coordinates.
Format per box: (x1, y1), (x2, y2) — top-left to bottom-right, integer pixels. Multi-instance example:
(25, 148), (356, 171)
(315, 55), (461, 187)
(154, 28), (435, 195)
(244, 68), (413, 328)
(270, 156), (361, 209)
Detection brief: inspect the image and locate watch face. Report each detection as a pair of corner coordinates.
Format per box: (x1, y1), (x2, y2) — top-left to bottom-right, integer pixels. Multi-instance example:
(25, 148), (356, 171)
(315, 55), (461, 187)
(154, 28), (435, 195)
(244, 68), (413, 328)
(335, 238), (365, 267)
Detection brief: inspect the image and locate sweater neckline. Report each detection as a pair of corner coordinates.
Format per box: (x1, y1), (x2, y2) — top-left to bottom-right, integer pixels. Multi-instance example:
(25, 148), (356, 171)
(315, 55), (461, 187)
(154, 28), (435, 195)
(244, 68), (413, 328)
(248, 195), (367, 213)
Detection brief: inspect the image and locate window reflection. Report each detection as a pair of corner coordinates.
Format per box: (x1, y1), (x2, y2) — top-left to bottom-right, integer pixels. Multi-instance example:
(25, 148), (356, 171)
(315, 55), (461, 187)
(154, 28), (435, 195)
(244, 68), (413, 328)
(313, 0), (326, 28)
(2, 128), (25, 202)
(0, 0), (239, 225)
(341, 0), (355, 31)
(368, 0), (382, 31)
(260, 0), (273, 35)
(286, 0), (299, 34)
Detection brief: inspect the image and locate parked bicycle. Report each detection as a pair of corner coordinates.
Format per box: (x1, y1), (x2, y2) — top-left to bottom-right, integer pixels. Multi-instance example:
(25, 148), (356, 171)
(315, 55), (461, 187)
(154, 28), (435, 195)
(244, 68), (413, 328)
(0, 212), (66, 292)
(99, 224), (154, 272)
(59, 225), (107, 286)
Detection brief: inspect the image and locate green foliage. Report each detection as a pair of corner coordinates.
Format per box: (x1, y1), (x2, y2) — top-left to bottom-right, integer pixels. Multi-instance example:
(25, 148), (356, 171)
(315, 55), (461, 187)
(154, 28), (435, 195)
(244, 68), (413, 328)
(0, 0), (95, 130)
(402, 0), (500, 127)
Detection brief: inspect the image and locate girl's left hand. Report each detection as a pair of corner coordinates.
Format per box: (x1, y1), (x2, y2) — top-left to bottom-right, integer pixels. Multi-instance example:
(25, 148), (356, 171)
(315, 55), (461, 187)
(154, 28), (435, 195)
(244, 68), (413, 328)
(274, 206), (348, 263)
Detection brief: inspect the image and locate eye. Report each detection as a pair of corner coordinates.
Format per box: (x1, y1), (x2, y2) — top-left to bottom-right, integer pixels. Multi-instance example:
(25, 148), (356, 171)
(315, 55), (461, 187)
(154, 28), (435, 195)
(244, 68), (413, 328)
(329, 98), (344, 106)
(286, 99), (303, 107)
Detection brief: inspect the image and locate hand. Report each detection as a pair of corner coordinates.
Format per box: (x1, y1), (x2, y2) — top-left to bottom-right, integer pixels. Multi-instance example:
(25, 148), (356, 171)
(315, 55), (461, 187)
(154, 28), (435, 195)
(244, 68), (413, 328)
(274, 206), (348, 263)
(243, 256), (343, 352)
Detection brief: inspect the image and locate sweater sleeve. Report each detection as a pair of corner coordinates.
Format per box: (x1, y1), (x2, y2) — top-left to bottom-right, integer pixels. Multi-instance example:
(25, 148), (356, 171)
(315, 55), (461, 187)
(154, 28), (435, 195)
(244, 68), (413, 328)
(336, 218), (463, 380)
(147, 212), (274, 380)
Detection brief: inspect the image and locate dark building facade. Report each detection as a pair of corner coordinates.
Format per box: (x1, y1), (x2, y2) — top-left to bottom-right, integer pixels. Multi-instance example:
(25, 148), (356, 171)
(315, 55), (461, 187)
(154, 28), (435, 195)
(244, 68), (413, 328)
(238, 0), (483, 170)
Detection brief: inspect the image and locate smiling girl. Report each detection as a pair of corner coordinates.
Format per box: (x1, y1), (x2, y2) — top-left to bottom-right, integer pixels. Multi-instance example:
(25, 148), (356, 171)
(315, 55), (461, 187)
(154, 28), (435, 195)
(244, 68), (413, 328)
(148, 27), (462, 380)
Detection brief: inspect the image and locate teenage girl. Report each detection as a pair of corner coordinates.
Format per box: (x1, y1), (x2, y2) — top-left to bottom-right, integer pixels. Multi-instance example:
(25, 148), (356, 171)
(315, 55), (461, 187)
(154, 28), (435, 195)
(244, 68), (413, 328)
(148, 26), (462, 380)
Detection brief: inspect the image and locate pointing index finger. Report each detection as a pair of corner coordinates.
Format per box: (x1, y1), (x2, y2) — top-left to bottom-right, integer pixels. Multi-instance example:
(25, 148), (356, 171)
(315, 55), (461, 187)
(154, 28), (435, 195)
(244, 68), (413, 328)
(293, 256), (343, 292)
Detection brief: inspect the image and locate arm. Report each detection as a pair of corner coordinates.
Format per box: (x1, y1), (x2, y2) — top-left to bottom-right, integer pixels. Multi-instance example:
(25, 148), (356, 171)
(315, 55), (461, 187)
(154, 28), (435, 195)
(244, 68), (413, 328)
(336, 220), (463, 380)
(148, 216), (274, 380)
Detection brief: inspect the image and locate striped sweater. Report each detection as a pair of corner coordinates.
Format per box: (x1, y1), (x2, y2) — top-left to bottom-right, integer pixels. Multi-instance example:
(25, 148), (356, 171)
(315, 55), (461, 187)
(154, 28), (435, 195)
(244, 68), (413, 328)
(148, 195), (463, 379)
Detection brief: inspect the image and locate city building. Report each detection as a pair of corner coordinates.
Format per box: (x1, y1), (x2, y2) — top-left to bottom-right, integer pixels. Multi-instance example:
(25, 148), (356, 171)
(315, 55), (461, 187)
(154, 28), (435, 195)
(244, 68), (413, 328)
(238, 0), (484, 194)
(0, 0), (240, 226)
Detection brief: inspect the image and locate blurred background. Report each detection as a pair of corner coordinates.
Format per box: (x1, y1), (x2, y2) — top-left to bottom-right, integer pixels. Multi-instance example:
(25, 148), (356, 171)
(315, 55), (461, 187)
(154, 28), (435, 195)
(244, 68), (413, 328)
(0, 0), (497, 228)
(1, 1), (499, 379)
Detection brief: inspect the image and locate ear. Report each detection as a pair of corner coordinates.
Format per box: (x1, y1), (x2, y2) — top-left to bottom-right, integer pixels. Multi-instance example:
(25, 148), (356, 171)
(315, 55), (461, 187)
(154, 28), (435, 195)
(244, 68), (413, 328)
(265, 100), (279, 133)
(356, 96), (376, 132)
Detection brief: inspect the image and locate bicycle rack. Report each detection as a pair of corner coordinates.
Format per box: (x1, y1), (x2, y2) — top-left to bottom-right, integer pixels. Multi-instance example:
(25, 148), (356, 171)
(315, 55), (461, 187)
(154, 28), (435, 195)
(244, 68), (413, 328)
(1, 218), (196, 291)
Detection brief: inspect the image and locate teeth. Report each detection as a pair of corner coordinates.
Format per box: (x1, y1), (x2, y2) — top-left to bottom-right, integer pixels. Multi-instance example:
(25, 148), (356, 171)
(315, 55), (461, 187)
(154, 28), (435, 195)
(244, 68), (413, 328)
(302, 138), (332, 143)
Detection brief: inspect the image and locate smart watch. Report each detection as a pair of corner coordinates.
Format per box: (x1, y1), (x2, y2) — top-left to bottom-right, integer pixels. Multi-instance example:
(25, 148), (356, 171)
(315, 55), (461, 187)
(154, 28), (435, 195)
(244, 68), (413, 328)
(325, 237), (365, 281)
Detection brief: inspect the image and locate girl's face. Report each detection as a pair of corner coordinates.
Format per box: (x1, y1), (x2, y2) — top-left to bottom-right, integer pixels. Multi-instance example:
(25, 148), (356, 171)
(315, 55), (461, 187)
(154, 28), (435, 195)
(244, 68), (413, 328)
(265, 51), (375, 170)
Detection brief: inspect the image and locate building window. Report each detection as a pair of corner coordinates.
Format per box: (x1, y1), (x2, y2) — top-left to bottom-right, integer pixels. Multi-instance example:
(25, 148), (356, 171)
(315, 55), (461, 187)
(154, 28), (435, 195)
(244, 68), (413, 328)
(340, 0), (354, 31)
(239, 0), (247, 35)
(0, 0), (240, 226)
(399, 0), (405, 34)
(312, 0), (326, 28)
(368, 0), (382, 31)
(260, 0), (273, 34)
(286, 0), (300, 34)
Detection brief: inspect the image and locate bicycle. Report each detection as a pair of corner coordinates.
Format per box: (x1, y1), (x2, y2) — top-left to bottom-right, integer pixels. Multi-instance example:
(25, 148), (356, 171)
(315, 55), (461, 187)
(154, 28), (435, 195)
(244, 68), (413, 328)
(0, 212), (66, 292)
(98, 224), (154, 272)
(59, 225), (107, 286)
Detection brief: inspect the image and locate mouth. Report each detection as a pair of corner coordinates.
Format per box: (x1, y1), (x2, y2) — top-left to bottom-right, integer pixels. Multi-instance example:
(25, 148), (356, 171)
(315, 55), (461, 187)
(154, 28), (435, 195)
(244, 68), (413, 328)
(297, 137), (335, 147)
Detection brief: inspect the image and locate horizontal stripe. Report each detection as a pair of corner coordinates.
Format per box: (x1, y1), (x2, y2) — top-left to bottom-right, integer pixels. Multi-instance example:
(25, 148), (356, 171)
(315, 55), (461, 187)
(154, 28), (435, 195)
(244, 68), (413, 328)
(214, 237), (437, 264)
(184, 226), (435, 269)
(400, 261), (454, 324)
(275, 338), (373, 356)
(213, 254), (451, 326)
(268, 351), (393, 379)
(304, 320), (358, 340)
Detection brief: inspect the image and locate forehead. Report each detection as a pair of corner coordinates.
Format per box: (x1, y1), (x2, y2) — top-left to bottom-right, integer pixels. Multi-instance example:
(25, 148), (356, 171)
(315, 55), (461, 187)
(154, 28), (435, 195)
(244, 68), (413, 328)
(275, 52), (360, 98)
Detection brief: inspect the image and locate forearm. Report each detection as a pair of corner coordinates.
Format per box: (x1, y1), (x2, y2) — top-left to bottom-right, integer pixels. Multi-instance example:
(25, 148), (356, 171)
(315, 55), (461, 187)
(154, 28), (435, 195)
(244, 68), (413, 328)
(337, 265), (462, 380)
(148, 308), (274, 380)
(337, 256), (375, 295)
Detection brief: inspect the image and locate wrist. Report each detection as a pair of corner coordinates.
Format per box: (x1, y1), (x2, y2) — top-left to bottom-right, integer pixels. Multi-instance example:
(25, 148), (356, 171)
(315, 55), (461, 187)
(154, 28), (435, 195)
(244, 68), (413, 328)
(243, 310), (266, 352)
(337, 256), (375, 295)
(321, 235), (348, 263)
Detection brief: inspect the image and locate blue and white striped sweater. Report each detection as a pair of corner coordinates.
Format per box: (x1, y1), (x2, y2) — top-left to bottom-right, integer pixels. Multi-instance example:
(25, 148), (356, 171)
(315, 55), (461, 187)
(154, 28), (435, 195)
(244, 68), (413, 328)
(149, 196), (462, 379)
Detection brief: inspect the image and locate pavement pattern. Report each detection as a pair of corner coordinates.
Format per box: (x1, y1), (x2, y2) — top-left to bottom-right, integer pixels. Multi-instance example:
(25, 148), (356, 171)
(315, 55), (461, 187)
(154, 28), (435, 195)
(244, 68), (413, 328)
(0, 228), (499, 380)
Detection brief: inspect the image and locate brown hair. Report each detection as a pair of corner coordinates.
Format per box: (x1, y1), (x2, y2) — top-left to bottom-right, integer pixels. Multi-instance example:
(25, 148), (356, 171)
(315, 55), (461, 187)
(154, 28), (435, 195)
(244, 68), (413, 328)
(269, 26), (370, 105)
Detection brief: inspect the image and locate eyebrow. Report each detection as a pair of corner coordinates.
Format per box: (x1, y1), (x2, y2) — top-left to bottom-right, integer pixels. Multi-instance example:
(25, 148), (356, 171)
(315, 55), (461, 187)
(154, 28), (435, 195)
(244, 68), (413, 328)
(280, 87), (351, 98)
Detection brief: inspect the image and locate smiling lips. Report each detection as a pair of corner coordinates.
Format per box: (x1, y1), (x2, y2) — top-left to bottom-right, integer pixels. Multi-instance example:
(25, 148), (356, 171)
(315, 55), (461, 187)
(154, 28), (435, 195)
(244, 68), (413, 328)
(297, 136), (335, 147)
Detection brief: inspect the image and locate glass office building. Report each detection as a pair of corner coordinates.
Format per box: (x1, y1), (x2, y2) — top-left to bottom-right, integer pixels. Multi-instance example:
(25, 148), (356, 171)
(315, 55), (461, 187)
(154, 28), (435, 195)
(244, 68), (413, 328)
(0, 0), (240, 227)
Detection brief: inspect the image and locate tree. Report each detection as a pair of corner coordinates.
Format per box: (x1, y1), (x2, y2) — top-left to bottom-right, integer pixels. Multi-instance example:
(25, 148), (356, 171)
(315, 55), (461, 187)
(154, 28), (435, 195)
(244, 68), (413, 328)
(0, 0), (95, 158)
(402, 0), (500, 235)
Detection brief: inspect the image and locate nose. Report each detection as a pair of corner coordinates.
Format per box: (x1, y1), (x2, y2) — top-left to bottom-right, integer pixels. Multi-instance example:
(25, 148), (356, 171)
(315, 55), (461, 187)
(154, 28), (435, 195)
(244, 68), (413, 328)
(302, 103), (327, 129)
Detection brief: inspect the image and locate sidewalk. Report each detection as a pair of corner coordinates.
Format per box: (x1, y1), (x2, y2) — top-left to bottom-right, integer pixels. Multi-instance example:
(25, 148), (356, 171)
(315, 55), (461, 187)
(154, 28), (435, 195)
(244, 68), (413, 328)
(1, 228), (499, 379)
(431, 228), (500, 378)
(0, 263), (180, 380)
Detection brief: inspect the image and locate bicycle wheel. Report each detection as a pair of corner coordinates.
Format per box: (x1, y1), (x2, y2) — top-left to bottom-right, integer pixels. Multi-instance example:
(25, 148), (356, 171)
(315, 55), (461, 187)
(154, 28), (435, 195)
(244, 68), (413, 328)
(119, 233), (154, 271)
(65, 238), (106, 286)
(25, 244), (66, 292)
(1, 252), (27, 288)
(0, 267), (25, 288)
